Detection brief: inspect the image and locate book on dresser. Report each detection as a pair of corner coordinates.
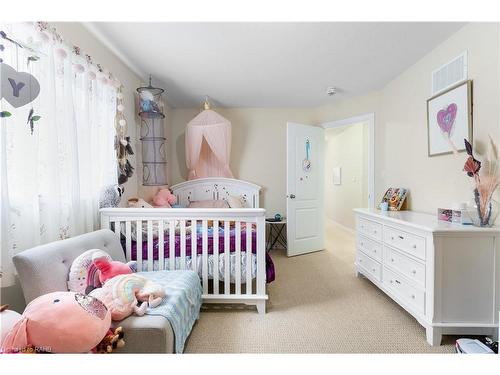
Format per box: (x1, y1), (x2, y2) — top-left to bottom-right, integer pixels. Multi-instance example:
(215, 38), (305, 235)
(353, 208), (500, 346)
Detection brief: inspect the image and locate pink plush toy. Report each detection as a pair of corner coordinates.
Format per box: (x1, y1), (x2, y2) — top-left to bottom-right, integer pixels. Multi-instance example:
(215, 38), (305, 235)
(152, 187), (177, 208)
(89, 274), (165, 321)
(1, 292), (111, 353)
(92, 254), (136, 284)
(1, 305), (22, 347)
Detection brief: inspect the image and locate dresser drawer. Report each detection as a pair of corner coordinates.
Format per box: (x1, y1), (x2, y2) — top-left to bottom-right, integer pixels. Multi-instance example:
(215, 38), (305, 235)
(356, 251), (382, 282)
(357, 235), (382, 262)
(383, 226), (426, 260)
(383, 266), (425, 314)
(384, 246), (425, 287)
(358, 217), (382, 241)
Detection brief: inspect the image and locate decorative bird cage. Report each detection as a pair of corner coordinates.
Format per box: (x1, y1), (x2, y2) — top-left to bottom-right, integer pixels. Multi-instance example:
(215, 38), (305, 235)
(137, 76), (167, 186)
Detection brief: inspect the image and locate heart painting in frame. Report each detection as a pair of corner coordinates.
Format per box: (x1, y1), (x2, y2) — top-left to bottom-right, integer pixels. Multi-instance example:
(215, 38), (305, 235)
(426, 80), (472, 157)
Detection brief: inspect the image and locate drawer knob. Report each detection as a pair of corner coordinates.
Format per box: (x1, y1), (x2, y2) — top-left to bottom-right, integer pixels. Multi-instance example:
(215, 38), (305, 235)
(360, 242), (364, 246)
(395, 279), (401, 284)
(373, 249), (377, 253)
(411, 270), (417, 274)
(372, 268), (376, 272)
(412, 244), (417, 249)
(398, 235), (404, 240)
(391, 236), (394, 240)
(389, 279), (393, 284)
(359, 259), (363, 263)
(411, 294), (415, 299)
(391, 258), (394, 262)
(373, 230), (377, 233)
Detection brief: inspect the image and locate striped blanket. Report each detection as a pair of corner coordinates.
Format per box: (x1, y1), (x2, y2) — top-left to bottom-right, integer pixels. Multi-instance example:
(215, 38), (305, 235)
(138, 270), (202, 353)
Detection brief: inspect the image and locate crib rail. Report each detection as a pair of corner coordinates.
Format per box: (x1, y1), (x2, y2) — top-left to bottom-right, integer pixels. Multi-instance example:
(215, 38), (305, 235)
(100, 208), (267, 314)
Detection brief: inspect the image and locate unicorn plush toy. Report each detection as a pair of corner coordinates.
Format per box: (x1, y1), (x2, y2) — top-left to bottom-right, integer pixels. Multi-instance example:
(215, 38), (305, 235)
(90, 273), (165, 321)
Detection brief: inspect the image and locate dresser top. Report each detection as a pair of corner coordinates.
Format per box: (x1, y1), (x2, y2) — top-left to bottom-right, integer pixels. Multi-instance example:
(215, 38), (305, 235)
(354, 208), (500, 234)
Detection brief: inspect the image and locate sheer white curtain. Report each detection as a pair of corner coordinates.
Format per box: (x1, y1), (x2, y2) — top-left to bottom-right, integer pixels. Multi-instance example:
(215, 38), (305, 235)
(0, 23), (118, 287)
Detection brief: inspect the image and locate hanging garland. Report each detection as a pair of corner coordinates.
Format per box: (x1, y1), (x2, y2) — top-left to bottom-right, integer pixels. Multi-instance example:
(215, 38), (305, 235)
(1, 22), (135, 185)
(115, 86), (134, 184)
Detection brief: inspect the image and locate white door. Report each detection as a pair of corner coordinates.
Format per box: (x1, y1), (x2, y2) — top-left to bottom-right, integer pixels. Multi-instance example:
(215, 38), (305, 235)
(286, 122), (325, 256)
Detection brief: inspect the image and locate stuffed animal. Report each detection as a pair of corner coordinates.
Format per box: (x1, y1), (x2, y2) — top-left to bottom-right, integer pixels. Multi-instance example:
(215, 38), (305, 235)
(89, 274), (165, 321)
(92, 327), (125, 353)
(139, 90), (161, 114)
(92, 254), (136, 285)
(127, 197), (153, 208)
(1, 305), (22, 347)
(99, 184), (124, 209)
(152, 188), (177, 208)
(67, 249), (112, 294)
(1, 292), (111, 353)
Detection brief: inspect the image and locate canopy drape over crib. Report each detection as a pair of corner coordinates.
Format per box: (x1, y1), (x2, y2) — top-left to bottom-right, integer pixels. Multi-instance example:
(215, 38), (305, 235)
(185, 109), (234, 180)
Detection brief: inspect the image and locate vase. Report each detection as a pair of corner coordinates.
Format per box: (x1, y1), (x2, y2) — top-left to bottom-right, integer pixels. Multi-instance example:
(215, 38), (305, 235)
(465, 189), (500, 227)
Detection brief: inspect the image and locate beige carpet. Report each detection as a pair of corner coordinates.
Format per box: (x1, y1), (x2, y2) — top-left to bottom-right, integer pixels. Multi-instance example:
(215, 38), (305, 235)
(184, 220), (455, 353)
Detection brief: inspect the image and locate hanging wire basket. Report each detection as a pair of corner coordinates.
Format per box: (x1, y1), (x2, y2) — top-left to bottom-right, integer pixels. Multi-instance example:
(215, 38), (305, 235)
(137, 75), (165, 119)
(137, 76), (167, 185)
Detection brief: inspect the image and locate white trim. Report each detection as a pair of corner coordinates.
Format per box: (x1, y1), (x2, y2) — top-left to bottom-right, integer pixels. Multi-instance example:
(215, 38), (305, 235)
(321, 112), (375, 209)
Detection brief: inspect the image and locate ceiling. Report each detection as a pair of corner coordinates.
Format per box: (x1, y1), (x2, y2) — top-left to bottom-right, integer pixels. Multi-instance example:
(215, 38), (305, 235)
(86, 22), (465, 108)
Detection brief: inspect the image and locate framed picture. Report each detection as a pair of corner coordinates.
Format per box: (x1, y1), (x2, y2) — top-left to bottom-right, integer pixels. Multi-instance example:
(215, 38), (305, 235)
(427, 80), (472, 157)
(381, 187), (408, 211)
(333, 167), (341, 185)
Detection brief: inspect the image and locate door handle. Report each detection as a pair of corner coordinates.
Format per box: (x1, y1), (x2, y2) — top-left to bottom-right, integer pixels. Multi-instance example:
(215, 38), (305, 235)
(288, 194), (296, 199)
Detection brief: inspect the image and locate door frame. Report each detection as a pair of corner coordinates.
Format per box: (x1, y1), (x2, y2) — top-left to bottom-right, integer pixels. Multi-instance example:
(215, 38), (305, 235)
(320, 112), (375, 209)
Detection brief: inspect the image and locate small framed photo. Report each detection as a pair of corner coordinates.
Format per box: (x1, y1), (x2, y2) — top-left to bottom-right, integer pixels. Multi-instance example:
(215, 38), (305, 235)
(333, 167), (341, 185)
(427, 80), (473, 157)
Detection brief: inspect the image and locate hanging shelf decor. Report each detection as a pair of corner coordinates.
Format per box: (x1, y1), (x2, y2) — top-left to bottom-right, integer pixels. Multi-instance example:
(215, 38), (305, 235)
(137, 75), (167, 186)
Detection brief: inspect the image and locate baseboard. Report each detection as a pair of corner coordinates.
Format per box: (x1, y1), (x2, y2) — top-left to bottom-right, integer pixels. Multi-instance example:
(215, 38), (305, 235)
(329, 220), (355, 235)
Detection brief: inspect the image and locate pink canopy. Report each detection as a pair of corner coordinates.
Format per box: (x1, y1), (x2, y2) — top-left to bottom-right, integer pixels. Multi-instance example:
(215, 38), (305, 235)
(185, 109), (234, 180)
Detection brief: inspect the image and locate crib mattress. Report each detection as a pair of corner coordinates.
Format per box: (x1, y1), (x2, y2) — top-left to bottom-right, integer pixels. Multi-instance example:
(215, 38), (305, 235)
(124, 226), (275, 282)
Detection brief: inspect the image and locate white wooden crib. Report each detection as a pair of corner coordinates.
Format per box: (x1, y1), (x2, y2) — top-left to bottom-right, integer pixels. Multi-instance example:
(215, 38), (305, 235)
(100, 178), (268, 314)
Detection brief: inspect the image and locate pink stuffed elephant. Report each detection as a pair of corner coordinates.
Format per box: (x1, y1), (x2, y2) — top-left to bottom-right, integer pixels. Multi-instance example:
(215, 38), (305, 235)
(152, 187), (177, 208)
(1, 292), (111, 353)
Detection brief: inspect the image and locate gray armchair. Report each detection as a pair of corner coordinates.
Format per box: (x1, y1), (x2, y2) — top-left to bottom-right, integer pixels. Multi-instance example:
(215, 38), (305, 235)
(12, 229), (174, 353)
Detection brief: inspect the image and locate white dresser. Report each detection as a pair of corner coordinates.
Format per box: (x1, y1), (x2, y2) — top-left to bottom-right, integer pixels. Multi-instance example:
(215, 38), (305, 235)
(354, 208), (500, 345)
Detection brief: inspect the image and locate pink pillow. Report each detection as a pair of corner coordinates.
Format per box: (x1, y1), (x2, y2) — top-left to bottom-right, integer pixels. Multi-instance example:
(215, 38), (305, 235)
(188, 200), (229, 208)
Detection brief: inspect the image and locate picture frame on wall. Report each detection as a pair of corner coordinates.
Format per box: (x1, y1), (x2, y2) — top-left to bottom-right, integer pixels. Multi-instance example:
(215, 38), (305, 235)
(427, 80), (473, 157)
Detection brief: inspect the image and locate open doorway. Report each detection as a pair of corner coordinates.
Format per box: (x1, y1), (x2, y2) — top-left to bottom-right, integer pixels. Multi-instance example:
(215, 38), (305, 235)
(321, 113), (375, 233)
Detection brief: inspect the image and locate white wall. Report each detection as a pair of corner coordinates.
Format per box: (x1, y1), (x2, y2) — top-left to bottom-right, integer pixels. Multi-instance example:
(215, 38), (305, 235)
(316, 22), (500, 214)
(325, 123), (368, 229)
(168, 107), (317, 215)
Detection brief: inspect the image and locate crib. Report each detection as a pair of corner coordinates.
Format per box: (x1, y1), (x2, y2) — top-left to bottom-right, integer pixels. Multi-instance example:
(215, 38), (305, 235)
(100, 178), (269, 314)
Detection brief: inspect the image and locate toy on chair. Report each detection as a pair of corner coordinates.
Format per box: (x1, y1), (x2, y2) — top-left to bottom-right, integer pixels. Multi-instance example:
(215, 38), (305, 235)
(152, 187), (177, 208)
(1, 305), (22, 347)
(1, 292), (111, 353)
(93, 327), (125, 353)
(92, 254), (136, 284)
(89, 274), (165, 321)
